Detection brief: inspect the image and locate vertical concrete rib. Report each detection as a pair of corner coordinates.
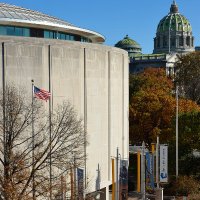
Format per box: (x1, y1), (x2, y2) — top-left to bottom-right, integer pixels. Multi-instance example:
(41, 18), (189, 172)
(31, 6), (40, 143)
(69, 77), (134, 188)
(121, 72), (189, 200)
(2, 42), (5, 95)
(49, 45), (53, 109)
(48, 45), (53, 199)
(122, 54), (125, 159)
(108, 51), (111, 179)
(84, 48), (87, 188)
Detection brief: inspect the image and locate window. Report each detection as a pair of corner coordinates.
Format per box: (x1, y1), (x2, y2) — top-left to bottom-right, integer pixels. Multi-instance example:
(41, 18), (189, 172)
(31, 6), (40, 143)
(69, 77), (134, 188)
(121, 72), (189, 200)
(0, 25), (91, 43)
(23, 28), (30, 37)
(157, 37), (160, 48)
(163, 36), (167, 47)
(186, 36), (190, 46)
(30, 28), (44, 38)
(15, 27), (23, 36)
(179, 36), (183, 46)
(0, 26), (6, 35)
(7, 26), (15, 35)
(171, 37), (175, 47)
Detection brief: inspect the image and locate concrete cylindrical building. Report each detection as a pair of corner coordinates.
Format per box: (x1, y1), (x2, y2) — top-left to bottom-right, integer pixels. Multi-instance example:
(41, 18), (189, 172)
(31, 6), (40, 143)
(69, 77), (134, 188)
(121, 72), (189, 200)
(0, 3), (129, 199)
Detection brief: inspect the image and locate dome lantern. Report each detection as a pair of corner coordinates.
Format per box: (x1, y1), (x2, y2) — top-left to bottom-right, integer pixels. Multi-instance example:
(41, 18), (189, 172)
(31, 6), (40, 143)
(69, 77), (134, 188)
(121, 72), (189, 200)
(170, 0), (178, 13)
(153, 1), (194, 54)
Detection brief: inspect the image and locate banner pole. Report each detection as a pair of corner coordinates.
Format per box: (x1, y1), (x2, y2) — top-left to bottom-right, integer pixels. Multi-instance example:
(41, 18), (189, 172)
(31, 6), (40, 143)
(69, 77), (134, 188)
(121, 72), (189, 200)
(112, 158), (115, 200)
(137, 151), (141, 193)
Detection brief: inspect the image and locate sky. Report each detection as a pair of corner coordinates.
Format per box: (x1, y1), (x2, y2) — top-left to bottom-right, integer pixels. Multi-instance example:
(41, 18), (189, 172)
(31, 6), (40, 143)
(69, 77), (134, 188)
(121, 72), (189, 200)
(2, 0), (200, 54)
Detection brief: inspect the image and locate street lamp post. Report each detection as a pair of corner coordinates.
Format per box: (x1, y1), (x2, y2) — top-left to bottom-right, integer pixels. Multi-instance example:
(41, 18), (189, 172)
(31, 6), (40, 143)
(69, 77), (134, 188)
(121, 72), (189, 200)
(176, 85), (179, 178)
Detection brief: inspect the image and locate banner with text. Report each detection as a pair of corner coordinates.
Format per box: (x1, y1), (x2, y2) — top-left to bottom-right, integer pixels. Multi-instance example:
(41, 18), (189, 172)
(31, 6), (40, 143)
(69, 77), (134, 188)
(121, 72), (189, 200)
(146, 152), (154, 189)
(160, 145), (168, 183)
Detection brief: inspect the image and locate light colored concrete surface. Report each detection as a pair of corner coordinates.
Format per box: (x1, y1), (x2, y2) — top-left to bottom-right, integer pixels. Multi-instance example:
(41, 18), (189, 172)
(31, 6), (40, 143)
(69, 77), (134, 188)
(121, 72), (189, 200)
(0, 36), (129, 194)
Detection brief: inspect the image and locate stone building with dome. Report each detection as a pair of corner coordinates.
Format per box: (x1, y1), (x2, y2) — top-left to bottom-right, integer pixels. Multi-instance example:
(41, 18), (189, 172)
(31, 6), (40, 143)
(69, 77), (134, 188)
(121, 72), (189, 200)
(115, 35), (142, 57)
(154, 0), (194, 54)
(116, 1), (195, 74)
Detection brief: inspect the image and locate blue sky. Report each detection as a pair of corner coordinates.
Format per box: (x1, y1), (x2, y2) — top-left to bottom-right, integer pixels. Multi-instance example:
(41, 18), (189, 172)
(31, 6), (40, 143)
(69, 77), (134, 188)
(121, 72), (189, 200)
(2, 0), (200, 54)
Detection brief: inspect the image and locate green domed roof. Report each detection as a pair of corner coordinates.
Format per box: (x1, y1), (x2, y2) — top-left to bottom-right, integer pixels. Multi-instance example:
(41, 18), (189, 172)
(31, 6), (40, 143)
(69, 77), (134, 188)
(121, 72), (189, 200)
(115, 35), (141, 49)
(157, 1), (192, 33)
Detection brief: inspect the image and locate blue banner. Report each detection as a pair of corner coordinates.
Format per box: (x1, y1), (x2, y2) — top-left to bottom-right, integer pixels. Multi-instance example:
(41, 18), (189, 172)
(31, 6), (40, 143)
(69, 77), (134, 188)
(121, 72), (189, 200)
(146, 152), (154, 189)
(77, 168), (84, 199)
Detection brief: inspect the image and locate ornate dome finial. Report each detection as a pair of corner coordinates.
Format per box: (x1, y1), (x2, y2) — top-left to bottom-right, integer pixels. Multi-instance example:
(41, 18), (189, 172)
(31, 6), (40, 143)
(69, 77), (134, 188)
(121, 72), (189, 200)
(170, 0), (178, 13)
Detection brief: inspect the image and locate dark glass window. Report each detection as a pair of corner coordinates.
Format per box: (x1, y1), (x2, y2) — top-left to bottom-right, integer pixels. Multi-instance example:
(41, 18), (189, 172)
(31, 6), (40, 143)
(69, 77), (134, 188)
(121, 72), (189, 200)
(30, 28), (44, 38)
(74, 35), (81, 41)
(179, 36), (183, 46)
(7, 26), (15, 35)
(60, 33), (65, 40)
(15, 27), (23, 36)
(157, 37), (160, 48)
(171, 37), (175, 47)
(23, 28), (30, 37)
(0, 25), (92, 43)
(49, 31), (54, 38)
(163, 36), (167, 47)
(69, 35), (74, 40)
(186, 36), (190, 46)
(44, 30), (50, 38)
(0, 26), (6, 35)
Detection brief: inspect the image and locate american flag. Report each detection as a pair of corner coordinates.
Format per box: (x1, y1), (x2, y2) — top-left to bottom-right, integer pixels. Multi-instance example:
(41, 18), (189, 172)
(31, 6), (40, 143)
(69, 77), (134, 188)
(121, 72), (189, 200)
(34, 86), (51, 101)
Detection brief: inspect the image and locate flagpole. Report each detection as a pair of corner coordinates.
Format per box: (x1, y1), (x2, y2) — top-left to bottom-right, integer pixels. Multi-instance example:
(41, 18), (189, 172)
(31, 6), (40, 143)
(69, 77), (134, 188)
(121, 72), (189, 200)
(31, 79), (36, 200)
(49, 45), (52, 200)
(49, 96), (52, 200)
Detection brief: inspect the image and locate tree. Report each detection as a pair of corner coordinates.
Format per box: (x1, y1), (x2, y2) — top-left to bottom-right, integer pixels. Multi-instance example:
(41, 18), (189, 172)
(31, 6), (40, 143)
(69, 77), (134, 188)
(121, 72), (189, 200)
(169, 111), (200, 177)
(129, 68), (200, 194)
(129, 68), (200, 146)
(0, 85), (86, 200)
(129, 68), (175, 145)
(175, 52), (200, 105)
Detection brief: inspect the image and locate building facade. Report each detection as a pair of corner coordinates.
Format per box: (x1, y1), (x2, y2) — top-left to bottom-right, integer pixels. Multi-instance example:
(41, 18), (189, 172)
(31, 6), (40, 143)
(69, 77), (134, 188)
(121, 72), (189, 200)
(153, 0), (194, 54)
(115, 35), (142, 57)
(115, 1), (195, 75)
(0, 3), (129, 200)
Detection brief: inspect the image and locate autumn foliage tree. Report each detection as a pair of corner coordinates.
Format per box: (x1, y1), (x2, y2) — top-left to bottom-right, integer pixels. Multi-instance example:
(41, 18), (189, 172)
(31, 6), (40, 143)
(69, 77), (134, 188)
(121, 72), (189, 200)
(129, 68), (200, 146)
(129, 68), (175, 145)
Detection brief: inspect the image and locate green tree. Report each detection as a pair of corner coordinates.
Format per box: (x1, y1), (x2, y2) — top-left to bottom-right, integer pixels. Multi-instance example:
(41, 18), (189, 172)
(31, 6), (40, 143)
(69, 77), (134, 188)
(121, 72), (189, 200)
(175, 52), (200, 105)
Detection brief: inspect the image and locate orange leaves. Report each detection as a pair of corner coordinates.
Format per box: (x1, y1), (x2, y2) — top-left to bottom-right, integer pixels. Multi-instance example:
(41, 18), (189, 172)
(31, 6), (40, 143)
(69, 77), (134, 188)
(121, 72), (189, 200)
(179, 98), (200, 113)
(129, 67), (200, 146)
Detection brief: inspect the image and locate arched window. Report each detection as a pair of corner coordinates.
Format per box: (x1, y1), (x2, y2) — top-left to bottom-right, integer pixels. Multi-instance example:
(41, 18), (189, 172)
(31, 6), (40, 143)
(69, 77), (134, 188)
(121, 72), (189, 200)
(186, 36), (190, 46)
(171, 37), (175, 47)
(157, 37), (160, 48)
(179, 36), (183, 46)
(163, 36), (167, 47)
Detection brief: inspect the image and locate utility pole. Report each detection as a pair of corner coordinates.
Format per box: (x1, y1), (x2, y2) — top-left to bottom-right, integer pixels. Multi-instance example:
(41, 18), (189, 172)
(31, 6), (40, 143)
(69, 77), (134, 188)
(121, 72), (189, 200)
(176, 85), (179, 178)
(141, 142), (146, 200)
(156, 136), (159, 188)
